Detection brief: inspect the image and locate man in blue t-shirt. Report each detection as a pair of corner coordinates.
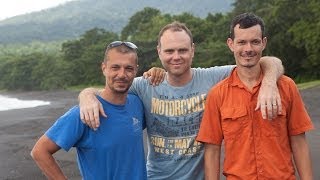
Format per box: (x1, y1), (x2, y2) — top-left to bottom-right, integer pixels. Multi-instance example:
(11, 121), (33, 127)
(31, 41), (147, 180)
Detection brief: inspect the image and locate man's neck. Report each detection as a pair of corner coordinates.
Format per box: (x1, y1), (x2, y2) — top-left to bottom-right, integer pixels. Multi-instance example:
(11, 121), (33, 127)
(100, 89), (127, 105)
(236, 66), (261, 91)
(167, 69), (193, 87)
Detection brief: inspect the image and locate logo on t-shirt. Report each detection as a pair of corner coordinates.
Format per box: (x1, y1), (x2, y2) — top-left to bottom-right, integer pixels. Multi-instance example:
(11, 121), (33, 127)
(132, 117), (141, 132)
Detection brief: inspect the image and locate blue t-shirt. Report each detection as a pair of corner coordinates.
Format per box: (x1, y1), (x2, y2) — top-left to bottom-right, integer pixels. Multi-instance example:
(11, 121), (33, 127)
(45, 94), (146, 180)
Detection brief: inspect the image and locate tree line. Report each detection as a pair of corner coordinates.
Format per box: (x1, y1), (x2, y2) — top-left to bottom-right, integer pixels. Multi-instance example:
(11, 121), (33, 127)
(0, 0), (319, 90)
(0, 0), (231, 44)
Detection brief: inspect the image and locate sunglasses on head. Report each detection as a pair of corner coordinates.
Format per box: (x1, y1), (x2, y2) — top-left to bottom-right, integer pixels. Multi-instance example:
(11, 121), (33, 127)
(107, 41), (138, 50)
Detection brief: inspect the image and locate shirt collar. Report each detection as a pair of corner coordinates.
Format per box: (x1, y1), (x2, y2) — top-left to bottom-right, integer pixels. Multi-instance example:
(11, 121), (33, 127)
(228, 67), (263, 91)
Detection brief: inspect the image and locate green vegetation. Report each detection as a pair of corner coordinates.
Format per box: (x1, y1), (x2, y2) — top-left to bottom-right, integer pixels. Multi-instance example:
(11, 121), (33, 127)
(0, 41), (63, 56)
(297, 80), (320, 90)
(0, 0), (319, 91)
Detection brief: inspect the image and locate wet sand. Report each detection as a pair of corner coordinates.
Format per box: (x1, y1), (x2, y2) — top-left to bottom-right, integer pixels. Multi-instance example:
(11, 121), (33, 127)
(0, 87), (319, 179)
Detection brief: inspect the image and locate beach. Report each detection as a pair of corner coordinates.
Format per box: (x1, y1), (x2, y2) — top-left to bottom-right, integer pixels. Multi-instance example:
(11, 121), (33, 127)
(0, 87), (319, 179)
(0, 90), (80, 179)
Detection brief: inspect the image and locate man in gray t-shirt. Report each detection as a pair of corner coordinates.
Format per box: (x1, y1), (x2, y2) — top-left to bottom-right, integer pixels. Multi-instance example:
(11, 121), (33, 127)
(131, 66), (232, 179)
(79, 21), (284, 179)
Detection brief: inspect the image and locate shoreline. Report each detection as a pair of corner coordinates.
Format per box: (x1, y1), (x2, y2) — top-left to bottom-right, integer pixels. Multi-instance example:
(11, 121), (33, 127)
(0, 87), (319, 179)
(0, 90), (81, 180)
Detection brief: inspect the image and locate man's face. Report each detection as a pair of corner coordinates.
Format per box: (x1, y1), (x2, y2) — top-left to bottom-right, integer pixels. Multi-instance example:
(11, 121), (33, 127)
(157, 30), (195, 78)
(102, 49), (137, 94)
(227, 24), (267, 68)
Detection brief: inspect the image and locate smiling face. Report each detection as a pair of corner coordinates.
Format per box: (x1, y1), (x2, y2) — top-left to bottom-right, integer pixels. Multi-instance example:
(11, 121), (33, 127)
(227, 24), (267, 68)
(102, 48), (138, 94)
(157, 29), (195, 82)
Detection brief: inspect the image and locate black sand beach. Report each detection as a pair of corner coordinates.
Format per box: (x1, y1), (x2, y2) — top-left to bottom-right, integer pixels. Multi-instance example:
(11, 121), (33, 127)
(0, 90), (81, 179)
(0, 87), (319, 179)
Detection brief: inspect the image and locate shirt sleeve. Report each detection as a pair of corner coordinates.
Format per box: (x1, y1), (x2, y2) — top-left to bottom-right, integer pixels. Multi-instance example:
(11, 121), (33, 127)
(196, 86), (224, 145)
(286, 79), (314, 135)
(193, 65), (235, 86)
(45, 106), (85, 151)
(128, 77), (149, 97)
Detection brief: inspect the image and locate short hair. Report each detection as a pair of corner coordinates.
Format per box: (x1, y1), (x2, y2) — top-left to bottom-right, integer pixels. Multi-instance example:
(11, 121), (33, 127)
(229, 12), (265, 39)
(104, 44), (138, 64)
(157, 21), (193, 47)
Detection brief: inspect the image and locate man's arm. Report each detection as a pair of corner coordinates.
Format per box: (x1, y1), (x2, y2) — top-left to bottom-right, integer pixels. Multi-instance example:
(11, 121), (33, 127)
(291, 133), (313, 180)
(79, 67), (166, 130)
(204, 143), (221, 180)
(142, 67), (166, 86)
(78, 87), (105, 130)
(258, 56), (284, 119)
(31, 135), (67, 180)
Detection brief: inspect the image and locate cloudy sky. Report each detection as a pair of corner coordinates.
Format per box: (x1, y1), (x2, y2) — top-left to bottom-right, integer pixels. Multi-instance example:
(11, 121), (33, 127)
(0, 0), (75, 20)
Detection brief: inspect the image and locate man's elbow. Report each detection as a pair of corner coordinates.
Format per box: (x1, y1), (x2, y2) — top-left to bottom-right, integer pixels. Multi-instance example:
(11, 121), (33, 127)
(30, 141), (51, 162)
(30, 145), (41, 162)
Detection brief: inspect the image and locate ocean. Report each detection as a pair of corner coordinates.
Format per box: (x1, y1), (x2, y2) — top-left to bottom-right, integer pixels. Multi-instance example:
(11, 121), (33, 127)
(0, 95), (50, 111)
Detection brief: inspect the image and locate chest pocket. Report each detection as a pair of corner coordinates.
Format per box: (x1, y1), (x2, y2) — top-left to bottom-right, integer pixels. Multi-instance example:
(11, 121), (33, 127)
(261, 109), (287, 137)
(221, 107), (248, 140)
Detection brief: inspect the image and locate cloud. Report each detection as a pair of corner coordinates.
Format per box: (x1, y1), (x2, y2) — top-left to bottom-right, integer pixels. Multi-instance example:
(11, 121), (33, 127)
(0, 0), (74, 20)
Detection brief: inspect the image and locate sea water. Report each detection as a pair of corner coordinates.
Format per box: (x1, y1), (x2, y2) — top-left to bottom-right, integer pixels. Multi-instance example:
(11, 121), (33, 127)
(0, 95), (50, 111)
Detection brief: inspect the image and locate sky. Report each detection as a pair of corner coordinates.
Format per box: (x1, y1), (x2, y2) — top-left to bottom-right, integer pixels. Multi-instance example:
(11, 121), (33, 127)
(0, 0), (75, 20)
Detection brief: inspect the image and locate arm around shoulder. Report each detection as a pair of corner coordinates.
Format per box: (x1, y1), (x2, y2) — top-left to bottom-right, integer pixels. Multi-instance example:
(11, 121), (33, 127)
(78, 87), (106, 130)
(257, 56), (284, 119)
(78, 87), (101, 102)
(260, 56), (284, 81)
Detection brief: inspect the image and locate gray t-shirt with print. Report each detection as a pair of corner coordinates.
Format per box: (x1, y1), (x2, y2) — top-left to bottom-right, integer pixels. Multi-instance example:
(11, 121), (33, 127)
(129, 66), (234, 180)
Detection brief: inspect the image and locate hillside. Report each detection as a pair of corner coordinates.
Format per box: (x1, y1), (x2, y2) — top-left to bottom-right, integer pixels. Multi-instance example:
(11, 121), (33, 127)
(0, 0), (233, 44)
